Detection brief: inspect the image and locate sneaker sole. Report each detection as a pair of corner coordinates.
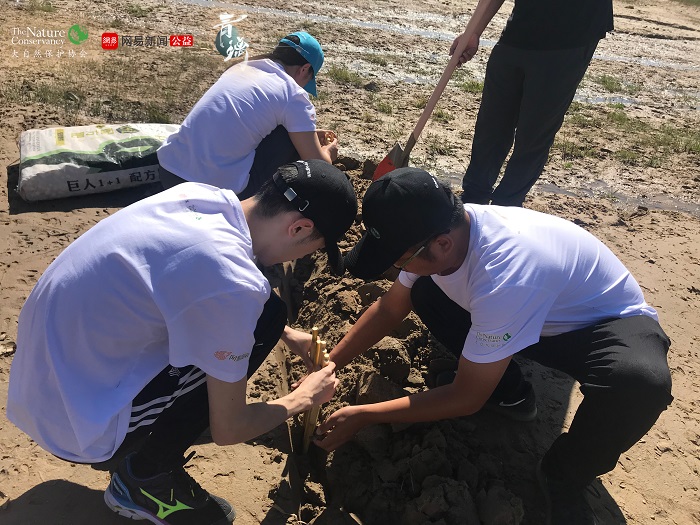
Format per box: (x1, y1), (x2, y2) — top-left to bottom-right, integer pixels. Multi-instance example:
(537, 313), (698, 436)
(104, 485), (163, 524)
(105, 480), (236, 525)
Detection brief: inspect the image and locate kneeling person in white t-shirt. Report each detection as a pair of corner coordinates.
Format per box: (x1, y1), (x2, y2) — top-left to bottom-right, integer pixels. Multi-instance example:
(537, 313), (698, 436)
(7, 160), (358, 525)
(315, 168), (672, 525)
(157, 31), (339, 199)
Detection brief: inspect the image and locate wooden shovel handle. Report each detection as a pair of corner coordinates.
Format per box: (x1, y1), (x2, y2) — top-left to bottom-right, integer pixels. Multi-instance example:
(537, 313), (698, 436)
(400, 40), (469, 166)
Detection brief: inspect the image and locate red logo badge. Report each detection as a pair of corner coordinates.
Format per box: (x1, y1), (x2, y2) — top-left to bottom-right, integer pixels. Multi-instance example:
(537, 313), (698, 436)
(170, 35), (194, 47)
(101, 32), (118, 50)
(214, 350), (232, 361)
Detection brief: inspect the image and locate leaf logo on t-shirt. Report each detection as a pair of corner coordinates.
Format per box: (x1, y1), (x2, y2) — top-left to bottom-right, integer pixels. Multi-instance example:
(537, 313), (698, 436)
(214, 350), (233, 361)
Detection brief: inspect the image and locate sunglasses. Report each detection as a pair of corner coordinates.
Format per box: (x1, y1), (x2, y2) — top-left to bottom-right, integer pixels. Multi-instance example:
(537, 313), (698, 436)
(393, 230), (449, 271)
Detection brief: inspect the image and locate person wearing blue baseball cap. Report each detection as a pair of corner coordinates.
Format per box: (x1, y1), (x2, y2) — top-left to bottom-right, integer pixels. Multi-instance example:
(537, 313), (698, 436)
(157, 31), (337, 199)
(278, 31), (324, 97)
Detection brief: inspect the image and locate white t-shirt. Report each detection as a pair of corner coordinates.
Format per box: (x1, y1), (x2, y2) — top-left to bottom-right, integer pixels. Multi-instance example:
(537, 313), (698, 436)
(157, 59), (317, 192)
(399, 205), (657, 364)
(7, 183), (270, 462)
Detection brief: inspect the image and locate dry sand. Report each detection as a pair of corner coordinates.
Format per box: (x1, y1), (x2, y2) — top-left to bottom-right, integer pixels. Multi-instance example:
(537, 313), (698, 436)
(1, 0), (699, 524)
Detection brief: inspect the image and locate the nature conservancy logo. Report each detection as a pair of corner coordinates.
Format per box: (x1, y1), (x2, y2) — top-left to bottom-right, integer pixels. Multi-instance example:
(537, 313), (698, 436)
(12, 26), (67, 45)
(475, 331), (513, 348)
(12, 24), (88, 45)
(67, 24), (88, 45)
(11, 23), (90, 59)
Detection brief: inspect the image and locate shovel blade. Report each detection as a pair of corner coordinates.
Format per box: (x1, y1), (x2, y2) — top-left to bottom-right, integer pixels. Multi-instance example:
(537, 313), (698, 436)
(373, 142), (404, 180)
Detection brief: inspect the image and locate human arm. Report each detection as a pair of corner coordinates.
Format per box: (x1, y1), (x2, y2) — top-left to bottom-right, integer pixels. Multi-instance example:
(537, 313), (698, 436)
(329, 278), (414, 370)
(315, 355), (512, 451)
(280, 325), (314, 370)
(291, 279), (412, 389)
(449, 0), (507, 64)
(206, 361), (338, 445)
(289, 130), (338, 164)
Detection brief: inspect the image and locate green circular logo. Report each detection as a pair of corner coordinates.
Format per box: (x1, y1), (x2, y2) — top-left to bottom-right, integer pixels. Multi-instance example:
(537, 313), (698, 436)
(68, 24), (88, 45)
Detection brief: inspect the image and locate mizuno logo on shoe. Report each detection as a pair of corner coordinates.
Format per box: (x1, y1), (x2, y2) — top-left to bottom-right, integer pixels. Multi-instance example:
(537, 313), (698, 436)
(140, 489), (193, 519)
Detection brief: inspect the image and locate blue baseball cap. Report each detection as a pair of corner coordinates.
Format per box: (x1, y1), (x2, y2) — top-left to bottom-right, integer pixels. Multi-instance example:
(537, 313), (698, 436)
(279, 31), (324, 97)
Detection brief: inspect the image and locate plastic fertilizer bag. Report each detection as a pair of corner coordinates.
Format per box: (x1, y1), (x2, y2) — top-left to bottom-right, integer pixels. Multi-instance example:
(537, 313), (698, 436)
(18, 123), (180, 201)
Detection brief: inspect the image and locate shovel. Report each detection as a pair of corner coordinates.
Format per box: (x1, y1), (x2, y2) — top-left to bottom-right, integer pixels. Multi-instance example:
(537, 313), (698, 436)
(373, 39), (469, 180)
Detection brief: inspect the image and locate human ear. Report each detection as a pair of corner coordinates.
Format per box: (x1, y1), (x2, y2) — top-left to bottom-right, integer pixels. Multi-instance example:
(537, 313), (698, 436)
(301, 63), (313, 80)
(434, 234), (453, 256)
(288, 217), (315, 238)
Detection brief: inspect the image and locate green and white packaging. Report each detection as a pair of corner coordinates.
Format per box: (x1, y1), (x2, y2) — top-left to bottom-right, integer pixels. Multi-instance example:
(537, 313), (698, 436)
(18, 123), (179, 201)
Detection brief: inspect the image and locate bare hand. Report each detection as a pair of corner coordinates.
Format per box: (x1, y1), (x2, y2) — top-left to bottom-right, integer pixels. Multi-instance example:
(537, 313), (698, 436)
(317, 129), (339, 162)
(449, 32), (480, 66)
(314, 404), (367, 451)
(281, 327), (314, 370)
(297, 361), (339, 407)
(316, 129), (337, 145)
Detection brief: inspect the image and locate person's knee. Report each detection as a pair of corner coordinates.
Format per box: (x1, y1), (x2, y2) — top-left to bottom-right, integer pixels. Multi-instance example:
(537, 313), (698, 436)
(614, 362), (673, 416)
(609, 317), (673, 409)
(636, 366), (673, 410)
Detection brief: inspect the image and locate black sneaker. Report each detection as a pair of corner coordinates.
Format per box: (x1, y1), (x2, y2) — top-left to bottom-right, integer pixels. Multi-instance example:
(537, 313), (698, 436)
(433, 370), (537, 422)
(104, 452), (235, 524)
(536, 460), (598, 525)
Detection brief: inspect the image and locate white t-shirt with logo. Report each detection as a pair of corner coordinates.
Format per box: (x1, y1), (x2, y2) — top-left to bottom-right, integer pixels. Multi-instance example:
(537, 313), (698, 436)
(7, 183), (270, 462)
(157, 59), (317, 192)
(398, 205), (657, 363)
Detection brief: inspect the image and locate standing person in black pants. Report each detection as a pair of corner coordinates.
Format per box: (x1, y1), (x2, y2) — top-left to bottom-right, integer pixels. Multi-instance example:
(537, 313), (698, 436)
(452, 0), (613, 206)
(315, 168), (672, 525)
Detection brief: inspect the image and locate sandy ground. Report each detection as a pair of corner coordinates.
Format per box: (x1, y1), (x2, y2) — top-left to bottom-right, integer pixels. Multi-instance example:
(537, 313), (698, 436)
(1, 0), (699, 524)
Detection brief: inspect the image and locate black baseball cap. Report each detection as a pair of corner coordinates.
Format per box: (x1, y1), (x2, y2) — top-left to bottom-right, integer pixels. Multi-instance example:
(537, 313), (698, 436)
(344, 167), (456, 280)
(273, 160), (357, 275)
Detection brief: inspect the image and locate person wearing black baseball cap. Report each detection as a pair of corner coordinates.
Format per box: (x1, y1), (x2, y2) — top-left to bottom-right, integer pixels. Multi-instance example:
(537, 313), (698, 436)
(316, 167), (672, 525)
(7, 160), (357, 525)
(269, 159), (356, 275)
